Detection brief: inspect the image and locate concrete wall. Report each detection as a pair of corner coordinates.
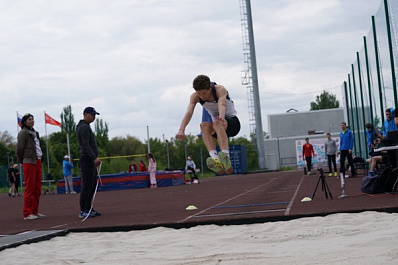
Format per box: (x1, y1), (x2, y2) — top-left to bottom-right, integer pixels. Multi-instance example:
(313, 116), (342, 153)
(268, 108), (344, 138)
(264, 108), (344, 170)
(264, 133), (340, 170)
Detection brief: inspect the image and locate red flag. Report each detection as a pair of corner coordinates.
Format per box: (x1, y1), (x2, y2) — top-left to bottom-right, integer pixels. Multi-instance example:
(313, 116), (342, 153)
(45, 113), (61, 127)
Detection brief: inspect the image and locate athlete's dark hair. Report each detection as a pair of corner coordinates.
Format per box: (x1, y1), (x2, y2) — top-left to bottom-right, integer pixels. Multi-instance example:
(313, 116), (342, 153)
(193, 75), (211, 91)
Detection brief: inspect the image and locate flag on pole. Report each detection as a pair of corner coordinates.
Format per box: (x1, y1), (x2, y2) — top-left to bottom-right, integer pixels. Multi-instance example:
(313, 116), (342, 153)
(17, 112), (23, 127)
(45, 112), (61, 127)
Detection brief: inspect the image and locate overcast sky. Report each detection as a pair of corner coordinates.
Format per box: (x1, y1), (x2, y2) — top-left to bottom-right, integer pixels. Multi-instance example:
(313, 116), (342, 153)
(0, 0), (382, 142)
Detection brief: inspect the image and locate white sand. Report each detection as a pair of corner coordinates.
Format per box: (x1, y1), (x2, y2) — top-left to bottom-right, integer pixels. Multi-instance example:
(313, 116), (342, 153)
(1, 211), (397, 265)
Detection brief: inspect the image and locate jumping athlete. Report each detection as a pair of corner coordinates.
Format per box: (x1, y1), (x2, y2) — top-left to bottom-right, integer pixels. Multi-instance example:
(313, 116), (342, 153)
(176, 75), (240, 174)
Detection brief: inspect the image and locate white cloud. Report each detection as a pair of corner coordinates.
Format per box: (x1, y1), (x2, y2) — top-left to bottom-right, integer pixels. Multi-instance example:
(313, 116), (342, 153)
(0, 0), (382, 143)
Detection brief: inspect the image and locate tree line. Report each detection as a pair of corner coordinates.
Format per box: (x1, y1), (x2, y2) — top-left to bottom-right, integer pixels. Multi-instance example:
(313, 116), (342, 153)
(1, 105), (259, 182)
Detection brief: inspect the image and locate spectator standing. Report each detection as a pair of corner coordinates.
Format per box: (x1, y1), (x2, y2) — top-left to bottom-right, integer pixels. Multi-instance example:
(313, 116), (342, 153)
(147, 153), (157, 188)
(13, 164), (21, 196)
(17, 113), (46, 220)
(76, 107), (102, 219)
(325, 133), (338, 177)
(375, 108), (396, 141)
(7, 162), (17, 197)
(7, 162), (13, 197)
(139, 160), (147, 172)
(302, 138), (315, 175)
(63, 155), (76, 194)
(338, 122), (356, 178)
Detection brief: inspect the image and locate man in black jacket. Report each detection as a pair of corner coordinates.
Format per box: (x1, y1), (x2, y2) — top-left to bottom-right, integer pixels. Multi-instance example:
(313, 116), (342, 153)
(76, 107), (102, 219)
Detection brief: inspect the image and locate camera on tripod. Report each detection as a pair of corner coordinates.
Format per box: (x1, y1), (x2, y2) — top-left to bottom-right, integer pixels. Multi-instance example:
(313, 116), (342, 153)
(311, 167), (333, 200)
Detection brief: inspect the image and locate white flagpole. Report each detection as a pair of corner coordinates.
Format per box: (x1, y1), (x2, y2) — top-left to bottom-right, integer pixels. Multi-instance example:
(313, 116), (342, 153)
(16, 111), (20, 134)
(67, 133), (71, 157)
(44, 111), (50, 175)
(147, 126), (150, 153)
(16, 111), (23, 191)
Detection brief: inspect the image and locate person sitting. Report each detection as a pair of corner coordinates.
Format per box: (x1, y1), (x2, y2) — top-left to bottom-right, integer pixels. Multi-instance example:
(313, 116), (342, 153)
(139, 160), (147, 172)
(185, 156), (199, 183)
(128, 161), (137, 173)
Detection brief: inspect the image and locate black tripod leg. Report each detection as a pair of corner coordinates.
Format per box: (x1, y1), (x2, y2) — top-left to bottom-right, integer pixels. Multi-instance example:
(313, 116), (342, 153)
(323, 177), (333, 199)
(311, 177), (322, 200)
(321, 177), (328, 199)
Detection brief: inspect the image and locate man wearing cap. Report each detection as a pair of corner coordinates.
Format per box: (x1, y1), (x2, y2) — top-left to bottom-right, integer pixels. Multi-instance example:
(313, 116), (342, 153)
(62, 155), (75, 194)
(76, 107), (102, 218)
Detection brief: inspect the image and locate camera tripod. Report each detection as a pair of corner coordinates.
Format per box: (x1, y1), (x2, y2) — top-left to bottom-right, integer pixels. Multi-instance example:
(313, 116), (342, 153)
(311, 168), (333, 200)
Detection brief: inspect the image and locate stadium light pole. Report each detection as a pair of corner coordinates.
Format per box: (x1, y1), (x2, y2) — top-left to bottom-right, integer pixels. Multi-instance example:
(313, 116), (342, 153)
(245, 0), (266, 169)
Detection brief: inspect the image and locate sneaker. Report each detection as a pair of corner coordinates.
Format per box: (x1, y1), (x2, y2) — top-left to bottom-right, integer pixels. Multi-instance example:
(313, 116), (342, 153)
(36, 213), (46, 218)
(79, 211), (96, 219)
(71, 191), (77, 194)
(218, 152), (233, 174)
(328, 173), (333, 177)
(334, 172), (338, 177)
(206, 157), (225, 174)
(150, 184), (157, 188)
(91, 209), (102, 217)
(308, 171), (312, 176)
(24, 214), (38, 220)
(193, 179), (199, 184)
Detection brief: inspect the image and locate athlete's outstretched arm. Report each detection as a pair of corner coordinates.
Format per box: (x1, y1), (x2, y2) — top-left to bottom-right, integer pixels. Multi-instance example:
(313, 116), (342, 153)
(176, 93), (198, 141)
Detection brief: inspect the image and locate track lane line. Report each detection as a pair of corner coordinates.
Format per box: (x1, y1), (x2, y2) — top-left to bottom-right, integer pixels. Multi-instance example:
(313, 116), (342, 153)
(177, 178), (277, 223)
(284, 173), (305, 216)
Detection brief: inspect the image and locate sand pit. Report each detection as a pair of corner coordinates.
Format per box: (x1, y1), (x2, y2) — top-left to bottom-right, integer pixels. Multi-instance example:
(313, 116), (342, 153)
(1, 211), (397, 264)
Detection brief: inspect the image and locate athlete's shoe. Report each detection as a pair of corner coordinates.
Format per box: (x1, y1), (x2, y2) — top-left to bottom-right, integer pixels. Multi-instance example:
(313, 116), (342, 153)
(334, 172), (338, 177)
(218, 152), (233, 174)
(206, 157), (225, 174)
(328, 173), (333, 177)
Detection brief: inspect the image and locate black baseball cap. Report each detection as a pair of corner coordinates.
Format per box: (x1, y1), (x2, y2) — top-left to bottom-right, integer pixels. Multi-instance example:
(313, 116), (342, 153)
(83, 107), (100, 115)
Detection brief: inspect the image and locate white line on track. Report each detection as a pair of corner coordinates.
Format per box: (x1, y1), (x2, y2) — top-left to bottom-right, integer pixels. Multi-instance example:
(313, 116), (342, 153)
(284, 173), (305, 216)
(177, 178), (277, 223)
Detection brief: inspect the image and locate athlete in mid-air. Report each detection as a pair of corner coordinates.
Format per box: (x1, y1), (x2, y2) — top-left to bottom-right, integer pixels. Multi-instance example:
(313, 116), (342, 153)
(176, 75), (240, 174)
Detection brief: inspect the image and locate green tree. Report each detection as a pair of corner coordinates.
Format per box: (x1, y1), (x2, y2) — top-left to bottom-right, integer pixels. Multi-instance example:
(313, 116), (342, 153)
(310, 90), (340, 110)
(94, 118), (109, 154)
(60, 105), (76, 134)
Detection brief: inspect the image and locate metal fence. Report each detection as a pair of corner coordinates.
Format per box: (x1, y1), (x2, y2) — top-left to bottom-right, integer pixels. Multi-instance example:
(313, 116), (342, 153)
(342, 0), (398, 159)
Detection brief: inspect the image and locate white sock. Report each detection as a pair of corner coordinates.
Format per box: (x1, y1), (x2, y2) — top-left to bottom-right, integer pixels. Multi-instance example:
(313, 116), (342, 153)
(209, 150), (218, 159)
(221, 150), (230, 157)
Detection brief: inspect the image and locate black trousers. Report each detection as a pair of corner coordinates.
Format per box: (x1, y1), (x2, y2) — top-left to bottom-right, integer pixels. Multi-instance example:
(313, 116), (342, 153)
(339, 150), (356, 177)
(79, 155), (97, 212)
(187, 166), (198, 180)
(327, 155), (337, 172)
(305, 157), (312, 173)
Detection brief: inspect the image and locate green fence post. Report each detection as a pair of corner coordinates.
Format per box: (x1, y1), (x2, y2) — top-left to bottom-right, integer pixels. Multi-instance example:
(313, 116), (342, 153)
(372, 15), (385, 128)
(357, 52), (369, 157)
(352, 64), (362, 157)
(364, 36), (374, 123)
(384, 0), (398, 108)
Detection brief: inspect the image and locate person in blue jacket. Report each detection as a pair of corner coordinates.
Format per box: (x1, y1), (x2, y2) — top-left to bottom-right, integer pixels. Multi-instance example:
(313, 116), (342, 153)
(63, 155), (76, 194)
(338, 122), (356, 178)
